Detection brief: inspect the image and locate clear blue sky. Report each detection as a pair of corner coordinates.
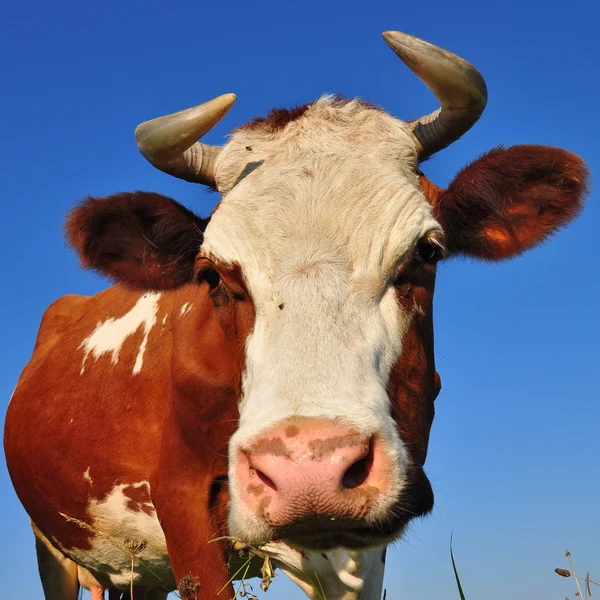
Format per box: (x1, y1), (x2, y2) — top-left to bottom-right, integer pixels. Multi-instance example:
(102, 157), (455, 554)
(1, 1), (597, 598)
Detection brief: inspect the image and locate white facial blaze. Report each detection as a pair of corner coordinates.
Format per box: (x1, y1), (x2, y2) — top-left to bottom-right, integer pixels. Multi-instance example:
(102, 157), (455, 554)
(202, 97), (441, 543)
(78, 292), (161, 375)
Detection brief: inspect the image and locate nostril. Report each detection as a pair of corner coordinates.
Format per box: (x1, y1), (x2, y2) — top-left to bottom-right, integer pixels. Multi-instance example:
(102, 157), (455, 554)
(249, 465), (278, 492)
(342, 438), (375, 489)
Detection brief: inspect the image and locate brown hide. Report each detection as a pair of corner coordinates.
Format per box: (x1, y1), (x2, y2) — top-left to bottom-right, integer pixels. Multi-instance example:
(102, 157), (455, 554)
(5, 135), (589, 598)
(390, 255), (440, 468)
(3, 283), (249, 597)
(152, 263), (255, 589)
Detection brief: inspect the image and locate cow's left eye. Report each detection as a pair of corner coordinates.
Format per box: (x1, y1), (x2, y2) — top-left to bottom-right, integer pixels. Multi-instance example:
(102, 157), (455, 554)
(198, 268), (222, 290)
(416, 239), (443, 263)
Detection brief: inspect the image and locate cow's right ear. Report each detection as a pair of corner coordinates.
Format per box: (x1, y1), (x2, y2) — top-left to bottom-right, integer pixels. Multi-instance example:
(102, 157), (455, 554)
(65, 191), (207, 289)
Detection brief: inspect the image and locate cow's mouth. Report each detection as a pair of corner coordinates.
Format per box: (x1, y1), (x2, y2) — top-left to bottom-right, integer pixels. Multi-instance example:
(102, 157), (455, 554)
(269, 510), (411, 551)
(267, 467), (435, 551)
(277, 524), (401, 551)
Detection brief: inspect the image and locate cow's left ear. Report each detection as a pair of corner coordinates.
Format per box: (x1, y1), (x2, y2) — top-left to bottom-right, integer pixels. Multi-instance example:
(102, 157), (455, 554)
(433, 145), (589, 260)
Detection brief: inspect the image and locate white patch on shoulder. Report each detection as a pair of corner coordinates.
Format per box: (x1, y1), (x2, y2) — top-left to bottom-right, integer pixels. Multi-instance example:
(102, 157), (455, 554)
(162, 315), (167, 327)
(78, 293), (161, 376)
(64, 481), (173, 589)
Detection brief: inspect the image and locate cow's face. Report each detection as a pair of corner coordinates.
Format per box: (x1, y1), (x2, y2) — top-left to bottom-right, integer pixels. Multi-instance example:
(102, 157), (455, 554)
(67, 31), (587, 552)
(201, 99), (440, 548)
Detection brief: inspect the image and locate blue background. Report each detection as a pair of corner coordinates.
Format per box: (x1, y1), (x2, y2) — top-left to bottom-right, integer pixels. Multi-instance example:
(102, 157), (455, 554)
(1, 1), (597, 598)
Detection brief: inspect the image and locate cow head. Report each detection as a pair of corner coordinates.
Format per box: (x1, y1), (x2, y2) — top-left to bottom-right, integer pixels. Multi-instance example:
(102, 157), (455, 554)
(66, 32), (588, 551)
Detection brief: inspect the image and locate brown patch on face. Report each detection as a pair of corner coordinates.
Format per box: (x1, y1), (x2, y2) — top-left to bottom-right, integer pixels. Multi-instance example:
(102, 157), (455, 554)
(388, 251), (439, 468)
(248, 437), (289, 457)
(344, 485), (381, 508)
(247, 484), (266, 496)
(285, 425), (300, 438)
(341, 485), (381, 515)
(308, 433), (363, 460)
(184, 257), (256, 405)
(258, 496), (273, 517)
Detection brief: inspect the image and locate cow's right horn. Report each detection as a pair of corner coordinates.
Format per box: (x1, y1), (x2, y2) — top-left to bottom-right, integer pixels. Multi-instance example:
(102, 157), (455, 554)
(135, 93), (236, 187)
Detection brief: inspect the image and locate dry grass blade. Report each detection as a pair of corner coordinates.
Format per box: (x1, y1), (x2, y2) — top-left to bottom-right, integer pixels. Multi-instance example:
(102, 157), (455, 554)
(586, 572), (592, 597)
(211, 536), (328, 599)
(260, 553), (276, 592)
(556, 552), (599, 599)
(566, 550), (585, 599)
(234, 559), (258, 599)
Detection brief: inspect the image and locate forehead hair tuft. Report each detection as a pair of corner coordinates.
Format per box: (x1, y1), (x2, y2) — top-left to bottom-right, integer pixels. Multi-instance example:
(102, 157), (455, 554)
(236, 96), (383, 133)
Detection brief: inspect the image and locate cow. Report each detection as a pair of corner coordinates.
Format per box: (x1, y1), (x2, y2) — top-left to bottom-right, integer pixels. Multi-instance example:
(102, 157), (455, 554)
(4, 30), (588, 600)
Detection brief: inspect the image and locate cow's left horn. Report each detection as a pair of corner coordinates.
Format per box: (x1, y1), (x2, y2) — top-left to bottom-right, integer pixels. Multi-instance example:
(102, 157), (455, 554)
(135, 93), (236, 186)
(383, 31), (487, 159)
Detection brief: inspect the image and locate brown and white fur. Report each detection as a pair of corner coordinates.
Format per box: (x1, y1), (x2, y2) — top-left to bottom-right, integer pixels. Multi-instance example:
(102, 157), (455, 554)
(5, 93), (588, 600)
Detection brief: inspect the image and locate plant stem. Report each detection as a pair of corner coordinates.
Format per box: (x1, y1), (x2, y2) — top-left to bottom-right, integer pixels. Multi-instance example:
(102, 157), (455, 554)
(566, 551), (585, 600)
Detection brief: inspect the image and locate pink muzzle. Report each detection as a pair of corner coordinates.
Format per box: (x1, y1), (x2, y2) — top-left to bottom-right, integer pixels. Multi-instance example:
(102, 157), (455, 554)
(235, 418), (392, 532)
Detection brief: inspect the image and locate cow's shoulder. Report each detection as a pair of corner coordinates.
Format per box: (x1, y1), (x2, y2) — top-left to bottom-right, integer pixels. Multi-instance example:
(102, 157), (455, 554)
(33, 294), (91, 351)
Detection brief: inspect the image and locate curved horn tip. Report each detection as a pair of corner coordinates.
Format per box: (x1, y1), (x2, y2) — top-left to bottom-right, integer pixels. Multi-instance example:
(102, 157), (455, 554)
(382, 30), (414, 45)
(134, 92), (237, 139)
(195, 92), (237, 124)
(213, 92), (237, 109)
(381, 30), (488, 99)
(382, 31), (428, 54)
(188, 92), (237, 110)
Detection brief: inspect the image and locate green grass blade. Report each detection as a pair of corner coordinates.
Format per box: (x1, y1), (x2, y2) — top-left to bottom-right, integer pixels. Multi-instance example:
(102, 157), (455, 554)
(218, 554), (254, 596)
(313, 570), (327, 600)
(450, 534), (467, 600)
